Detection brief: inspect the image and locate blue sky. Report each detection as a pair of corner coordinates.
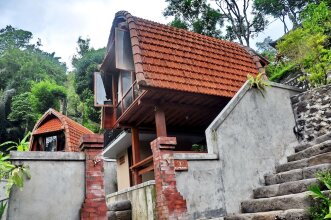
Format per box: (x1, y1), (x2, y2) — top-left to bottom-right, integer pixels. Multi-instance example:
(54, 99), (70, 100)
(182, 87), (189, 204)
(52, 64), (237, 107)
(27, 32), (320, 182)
(0, 0), (286, 69)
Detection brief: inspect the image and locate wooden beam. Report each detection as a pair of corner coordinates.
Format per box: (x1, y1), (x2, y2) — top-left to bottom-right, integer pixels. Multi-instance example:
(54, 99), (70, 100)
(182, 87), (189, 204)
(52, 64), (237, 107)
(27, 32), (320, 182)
(139, 99), (220, 113)
(130, 155), (153, 170)
(131, 127), (142, 185)
(155, 107), (167, 137)
(138, 163), (154, 176)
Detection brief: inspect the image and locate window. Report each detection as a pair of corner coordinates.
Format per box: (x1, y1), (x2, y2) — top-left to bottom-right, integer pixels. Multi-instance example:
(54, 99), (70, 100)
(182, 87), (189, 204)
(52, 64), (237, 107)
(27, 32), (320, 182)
(94, 72), (113, 106)
(117, 71), (132, 101)
(45, 136), (57, 151)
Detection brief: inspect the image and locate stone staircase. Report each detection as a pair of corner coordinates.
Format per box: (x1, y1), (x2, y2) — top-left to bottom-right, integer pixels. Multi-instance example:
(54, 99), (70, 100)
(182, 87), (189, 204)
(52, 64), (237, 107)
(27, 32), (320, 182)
(225, 132), (331, 220)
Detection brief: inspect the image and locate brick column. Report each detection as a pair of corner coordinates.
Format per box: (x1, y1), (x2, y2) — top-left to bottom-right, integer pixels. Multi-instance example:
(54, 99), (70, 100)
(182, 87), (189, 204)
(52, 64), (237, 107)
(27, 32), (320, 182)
(151, 137), (188, 220)
(80, 134), (107, 220)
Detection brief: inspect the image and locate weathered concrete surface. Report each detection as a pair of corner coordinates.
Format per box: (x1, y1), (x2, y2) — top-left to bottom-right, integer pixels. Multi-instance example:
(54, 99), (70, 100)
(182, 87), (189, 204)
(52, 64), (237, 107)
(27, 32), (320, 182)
(265, 163), (331, 185)
(1, 180), (8, 220)
(7, 151), (85, 220)
(175, 160), (225, 219)
(104, 159), (117, 195)
(225, 209), (309, 220)
(253, 178), (318, 198)
(241, 191), (312, 213)
(276, 152), (331, 173)
(189, 82), (300, 217)
(106, 181), (156, 220)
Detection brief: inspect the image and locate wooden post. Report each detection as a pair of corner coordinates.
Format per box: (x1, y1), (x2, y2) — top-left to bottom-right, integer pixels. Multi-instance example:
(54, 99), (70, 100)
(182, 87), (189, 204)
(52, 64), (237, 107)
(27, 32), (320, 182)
(155, 107), (167, 137)
(131, 127), (142, 185)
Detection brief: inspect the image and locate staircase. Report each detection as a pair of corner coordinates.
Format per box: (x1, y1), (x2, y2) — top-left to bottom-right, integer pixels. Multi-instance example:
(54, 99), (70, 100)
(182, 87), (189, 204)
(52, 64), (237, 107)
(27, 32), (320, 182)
(225, 132), (331, 220)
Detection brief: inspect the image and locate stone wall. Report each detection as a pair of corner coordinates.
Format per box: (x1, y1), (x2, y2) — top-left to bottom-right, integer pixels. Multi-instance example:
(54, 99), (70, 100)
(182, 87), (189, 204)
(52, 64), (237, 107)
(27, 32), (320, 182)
(291, 83), (331, 142)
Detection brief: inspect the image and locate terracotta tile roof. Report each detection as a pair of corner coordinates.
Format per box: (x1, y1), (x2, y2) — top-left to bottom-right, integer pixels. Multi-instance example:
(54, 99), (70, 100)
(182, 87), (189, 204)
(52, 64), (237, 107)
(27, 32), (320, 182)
(113, 11), (265, 98)
(30, 109), (94, 152)
(33, 118), (63, 135)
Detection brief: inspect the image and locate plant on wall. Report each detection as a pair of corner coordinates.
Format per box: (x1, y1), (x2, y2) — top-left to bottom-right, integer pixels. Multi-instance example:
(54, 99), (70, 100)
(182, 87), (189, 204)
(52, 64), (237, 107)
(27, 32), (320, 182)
(247, 73), (270, 97)
(0, 132), (31, 196)
(0, 201), (6, 220)
(191, 144), (207, 152)
(308, 170), (331, 219)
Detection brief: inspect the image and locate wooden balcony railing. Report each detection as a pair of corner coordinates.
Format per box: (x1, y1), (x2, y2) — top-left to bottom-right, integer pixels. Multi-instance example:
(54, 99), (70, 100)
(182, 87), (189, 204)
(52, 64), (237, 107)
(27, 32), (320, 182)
(116, 81), (140, 119)
(130, 155), (153, 178)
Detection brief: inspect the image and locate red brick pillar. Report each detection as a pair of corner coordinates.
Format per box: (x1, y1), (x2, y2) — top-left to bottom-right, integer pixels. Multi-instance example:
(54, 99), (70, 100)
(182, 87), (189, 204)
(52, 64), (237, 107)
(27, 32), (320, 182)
(151, 137), (188, 220)
(80, 134), (107, 220)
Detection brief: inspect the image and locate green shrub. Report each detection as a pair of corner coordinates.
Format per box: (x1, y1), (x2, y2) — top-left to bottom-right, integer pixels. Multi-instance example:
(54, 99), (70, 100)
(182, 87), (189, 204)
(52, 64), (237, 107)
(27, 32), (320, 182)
(308, 171), (331, 219)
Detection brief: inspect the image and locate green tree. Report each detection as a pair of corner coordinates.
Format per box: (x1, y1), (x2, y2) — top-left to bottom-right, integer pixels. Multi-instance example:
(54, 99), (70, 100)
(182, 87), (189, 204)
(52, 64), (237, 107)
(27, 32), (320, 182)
(71, 37), (105, 132)
(215, 0), (268, 46)
(30, 80), (67, 115)
(72, 38), (106, 96)
(253, 0), (310, 33)
(275, 2), (331, 86)
(256, 36), (277, 60)
(164, 0), (268, 46)
(8, 93), (37, 134)
(164, 0), (224, 38)
(0, 25), (67, 142)
(0, 25), (32, 52)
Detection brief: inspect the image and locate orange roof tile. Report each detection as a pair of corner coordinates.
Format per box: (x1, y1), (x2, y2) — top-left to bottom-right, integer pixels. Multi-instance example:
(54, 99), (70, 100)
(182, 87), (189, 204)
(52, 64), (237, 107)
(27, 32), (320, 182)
(33, 118), (63, 135)
(30, 109), (94, 152)
(111, 11), (266, 98)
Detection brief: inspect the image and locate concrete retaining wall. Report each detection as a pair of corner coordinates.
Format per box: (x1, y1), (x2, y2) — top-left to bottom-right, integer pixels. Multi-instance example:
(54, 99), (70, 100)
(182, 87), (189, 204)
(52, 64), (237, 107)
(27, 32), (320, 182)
(7, 152), (85, 220)
(6, 151), (116, 220)
(175, 82), (302, 218)
(1, 180), (8, 220)
(106, 181), (156, 220)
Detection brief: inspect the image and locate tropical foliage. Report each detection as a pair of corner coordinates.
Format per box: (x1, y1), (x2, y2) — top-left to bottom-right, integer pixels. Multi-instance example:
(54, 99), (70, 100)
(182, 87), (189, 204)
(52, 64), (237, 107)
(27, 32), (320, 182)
(0, 27), (104, 144)
(260, 1), (331, 87)
(308, 170), (331, 219)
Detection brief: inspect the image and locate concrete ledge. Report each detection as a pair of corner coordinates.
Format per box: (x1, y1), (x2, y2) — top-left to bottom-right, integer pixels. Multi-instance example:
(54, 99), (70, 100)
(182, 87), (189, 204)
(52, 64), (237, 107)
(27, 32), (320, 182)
(106, 180), (155, 199)
(174, 153), (218, 160)
(268, 81), (304, 92)
(207, 81), (302, 132)
(10, 151), (85, 161)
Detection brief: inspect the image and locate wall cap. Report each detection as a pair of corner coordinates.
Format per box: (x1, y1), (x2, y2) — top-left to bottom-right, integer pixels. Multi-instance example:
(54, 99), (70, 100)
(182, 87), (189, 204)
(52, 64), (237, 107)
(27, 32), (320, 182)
(80, 134), (104, 150)
(106, 180), (156, 199)
(207, 81), (302, 132)
(10, 151), (85, 161)
(174, 153), (218, 160)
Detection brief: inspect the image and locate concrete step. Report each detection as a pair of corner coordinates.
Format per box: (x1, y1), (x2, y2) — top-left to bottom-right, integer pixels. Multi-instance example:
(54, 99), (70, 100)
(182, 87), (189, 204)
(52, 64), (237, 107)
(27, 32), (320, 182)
(241, 192), (311, 213)
(295, 132), (331, 153)
(276, 152), (331, 173)
(265, 163), (331, 185)
(254, 178), (318, 199)
(288, 140), (331, 162)
(225, 209), (309, 220)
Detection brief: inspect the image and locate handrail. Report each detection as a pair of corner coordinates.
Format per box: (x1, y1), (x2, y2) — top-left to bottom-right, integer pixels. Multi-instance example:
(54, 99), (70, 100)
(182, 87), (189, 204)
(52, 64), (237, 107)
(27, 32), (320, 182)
(116, 81), (137, 108)
(130, 155), (153, 170)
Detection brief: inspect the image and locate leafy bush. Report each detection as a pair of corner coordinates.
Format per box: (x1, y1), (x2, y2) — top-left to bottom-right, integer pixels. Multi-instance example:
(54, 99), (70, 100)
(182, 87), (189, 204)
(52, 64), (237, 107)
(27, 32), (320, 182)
(308, 171), (331, 219)
(0, 133), (31, 195)
(276, 2), (331, 87)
